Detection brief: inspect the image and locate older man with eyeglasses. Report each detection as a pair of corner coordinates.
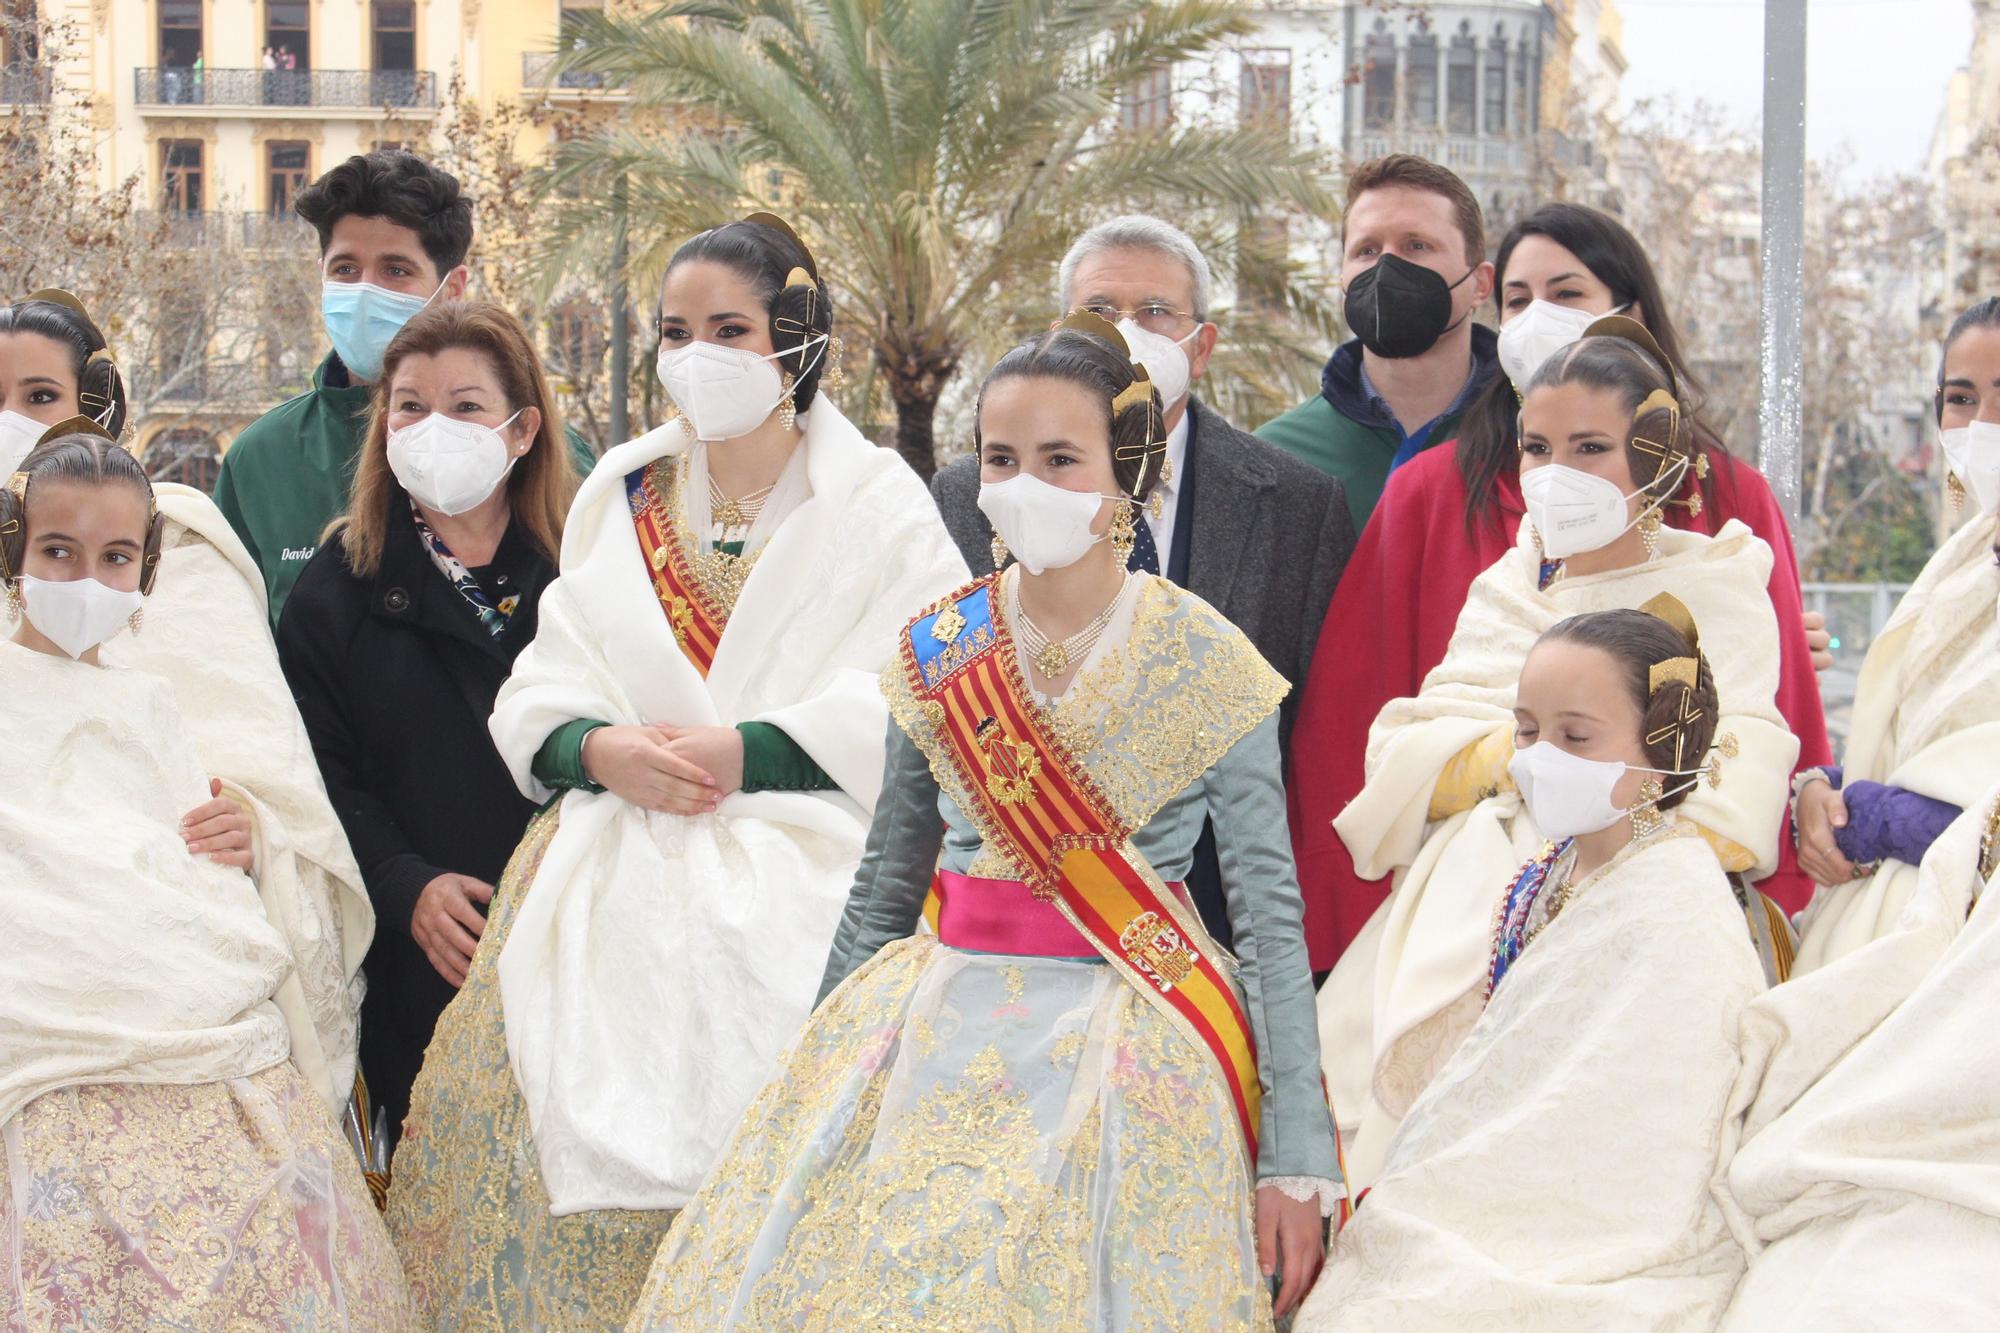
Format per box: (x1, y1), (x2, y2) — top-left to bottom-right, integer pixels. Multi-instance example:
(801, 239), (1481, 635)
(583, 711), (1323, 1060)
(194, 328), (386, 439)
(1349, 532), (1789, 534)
(929, 214), (1355, 954)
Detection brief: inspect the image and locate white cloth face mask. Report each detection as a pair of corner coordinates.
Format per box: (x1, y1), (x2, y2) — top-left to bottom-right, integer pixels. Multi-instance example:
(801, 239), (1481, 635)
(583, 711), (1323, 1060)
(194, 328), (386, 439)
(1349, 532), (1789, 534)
(1507, 741), (1696, 842)
(386, 409), (525, 516)
(17, 573), (144, 659)
(977, 472), (1118, 575)
(1115, 319), (1197, 409)
(1497, 300), (1627, 387)
(1940, 421), (2000, 516)
(1521, 453), (1688, 560)
(655, 333), (828, 442)
(0, 410), (44, 478)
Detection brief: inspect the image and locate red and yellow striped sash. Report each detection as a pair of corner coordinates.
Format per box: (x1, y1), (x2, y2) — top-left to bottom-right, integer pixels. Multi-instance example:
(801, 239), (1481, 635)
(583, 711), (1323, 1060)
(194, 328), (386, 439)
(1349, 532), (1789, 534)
(903, 578), (1264, 1162)
(627, 461), (726, 676)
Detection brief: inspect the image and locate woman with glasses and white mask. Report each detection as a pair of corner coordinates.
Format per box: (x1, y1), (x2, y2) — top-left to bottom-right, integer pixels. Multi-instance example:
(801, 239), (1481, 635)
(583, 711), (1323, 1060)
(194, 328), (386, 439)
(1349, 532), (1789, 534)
(1316, 320), (1798, 1187)
(1287, 203), (1828, 981)
(277, 300), (579, 1182)
(385, 214), (965, 1330)
(1299, 604), (1763, 1330)
(1782, 297), (2000, 971)
(0, 291), (372, 1132)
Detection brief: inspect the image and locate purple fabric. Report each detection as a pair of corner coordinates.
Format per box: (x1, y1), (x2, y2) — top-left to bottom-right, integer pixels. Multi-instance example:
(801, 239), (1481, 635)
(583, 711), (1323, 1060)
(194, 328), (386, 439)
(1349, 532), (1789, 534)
(1825, 766), (1962, 867)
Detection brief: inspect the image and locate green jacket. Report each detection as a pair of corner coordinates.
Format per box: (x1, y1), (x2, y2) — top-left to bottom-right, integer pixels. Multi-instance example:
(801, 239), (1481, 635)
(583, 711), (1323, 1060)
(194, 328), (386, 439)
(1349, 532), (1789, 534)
(1254, 325), (1498, 532)
(214, 352), (599, 625)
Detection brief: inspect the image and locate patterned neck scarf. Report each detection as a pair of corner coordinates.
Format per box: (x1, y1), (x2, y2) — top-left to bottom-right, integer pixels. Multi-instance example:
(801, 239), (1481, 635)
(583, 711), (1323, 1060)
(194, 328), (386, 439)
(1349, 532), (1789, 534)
(409, 498), (519, 637)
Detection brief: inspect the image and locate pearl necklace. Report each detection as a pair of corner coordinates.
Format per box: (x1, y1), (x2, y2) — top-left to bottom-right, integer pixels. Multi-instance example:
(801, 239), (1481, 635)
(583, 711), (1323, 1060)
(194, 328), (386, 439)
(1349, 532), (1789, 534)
(707, 475), (777, 532)
(1015, 575), (1126, 679)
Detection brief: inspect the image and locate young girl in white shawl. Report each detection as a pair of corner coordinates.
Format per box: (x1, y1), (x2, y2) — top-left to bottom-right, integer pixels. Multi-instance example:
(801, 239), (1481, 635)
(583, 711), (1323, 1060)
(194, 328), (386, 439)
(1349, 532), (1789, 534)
(0, 292), (370, 1120)
(0, 433), (411, 1328)
(385, 215), (966, 1328)
(1788, 297), (2000, 970)
(1317, 318), (1800, 1184)
(1299, 604), (1763, 1330)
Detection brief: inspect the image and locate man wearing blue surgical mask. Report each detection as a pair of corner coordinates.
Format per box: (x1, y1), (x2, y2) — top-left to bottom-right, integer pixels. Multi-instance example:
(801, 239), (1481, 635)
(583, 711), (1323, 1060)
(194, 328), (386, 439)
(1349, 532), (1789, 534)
(212, 151), (473, 623)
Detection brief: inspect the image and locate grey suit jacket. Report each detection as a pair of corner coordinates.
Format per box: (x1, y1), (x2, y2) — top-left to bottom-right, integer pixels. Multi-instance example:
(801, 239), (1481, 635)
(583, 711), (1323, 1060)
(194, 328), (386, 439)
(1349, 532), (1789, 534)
(929, 396), (1353, 748)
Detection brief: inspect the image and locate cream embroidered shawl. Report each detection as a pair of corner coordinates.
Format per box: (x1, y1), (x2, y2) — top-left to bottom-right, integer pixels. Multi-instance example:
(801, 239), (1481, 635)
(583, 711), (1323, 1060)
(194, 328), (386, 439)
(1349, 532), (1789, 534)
(1792, 512), (2000, 972)
(1298, 830), (1762, 1331)
(98, 485), (369, 1113)
(488, 401), (967, 1214)
(0, 642), (293, 1124)
(1320, 519), (1798, 1184)
(1717, 784), (2000, 1330)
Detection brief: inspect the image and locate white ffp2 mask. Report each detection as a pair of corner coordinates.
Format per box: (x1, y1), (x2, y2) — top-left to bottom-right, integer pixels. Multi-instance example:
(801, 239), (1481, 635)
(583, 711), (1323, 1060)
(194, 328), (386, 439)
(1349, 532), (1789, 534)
(1508, 740), (1696, 842)
(387, 410), (524, 516)
(1521, 453), (1688, 560)
(656, 334), (828, 442)
(977, 473), (1114, 575)
(17, 574), (144, 660)
(1115, 319), (1196, 409)
(0, 410), (43, 478)
(1941, 421), (2000, 516)
(1498, 300), (1626, 387)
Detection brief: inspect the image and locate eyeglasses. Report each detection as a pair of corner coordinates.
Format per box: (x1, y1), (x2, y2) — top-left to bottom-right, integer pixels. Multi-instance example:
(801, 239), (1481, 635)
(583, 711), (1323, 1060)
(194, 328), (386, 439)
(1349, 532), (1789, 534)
(1070, 301), (1201, 338)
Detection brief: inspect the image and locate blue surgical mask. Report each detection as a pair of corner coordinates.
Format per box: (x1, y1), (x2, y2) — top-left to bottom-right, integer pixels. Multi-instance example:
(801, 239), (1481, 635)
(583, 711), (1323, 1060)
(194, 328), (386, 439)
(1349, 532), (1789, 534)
(321, 277), (443, 381)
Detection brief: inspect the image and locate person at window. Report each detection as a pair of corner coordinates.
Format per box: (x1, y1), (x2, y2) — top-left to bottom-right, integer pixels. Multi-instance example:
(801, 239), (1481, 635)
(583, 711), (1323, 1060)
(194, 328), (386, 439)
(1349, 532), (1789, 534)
(383, 215), (966, 1329)
(1254, 154), (1497, 531)
(1288, 202), (1833, 974)
(1786, 297), (2000, 970)
(276, 300), (579, 1164)
(1318, 323), (1799, 1186)
(625, 317), (1339, 1330)
(212, 150), (594, 625)
(0, 432), (413, 1328)
(928, 214), (1354, 950)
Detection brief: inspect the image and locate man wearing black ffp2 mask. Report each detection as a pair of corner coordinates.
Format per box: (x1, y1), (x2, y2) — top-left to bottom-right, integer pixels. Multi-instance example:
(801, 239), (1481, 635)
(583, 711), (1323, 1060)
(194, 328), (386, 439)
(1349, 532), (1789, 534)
(1343, 252), (1477, 360)
(1255, 154), (1497, 532)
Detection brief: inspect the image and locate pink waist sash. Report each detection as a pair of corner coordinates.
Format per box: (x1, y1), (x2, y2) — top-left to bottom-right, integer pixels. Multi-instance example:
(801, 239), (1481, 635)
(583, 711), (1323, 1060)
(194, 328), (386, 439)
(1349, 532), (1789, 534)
(932, 869), (1190, 959)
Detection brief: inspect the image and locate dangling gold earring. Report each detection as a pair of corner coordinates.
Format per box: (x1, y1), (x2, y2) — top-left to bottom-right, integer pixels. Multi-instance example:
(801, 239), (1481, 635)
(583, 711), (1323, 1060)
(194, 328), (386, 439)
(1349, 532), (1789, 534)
(1639, 507), (1662, 559)
(1949, 472), (1966, 513)
(777, 372), (798, 431)
(990, 531), (1009, 570)
(1109, 498), (1137, 563)
(127, 605), (144, 637)
(3, 579), (19, 623)
(824, 335), (846, 392)
(1630, 777), (1666, 838)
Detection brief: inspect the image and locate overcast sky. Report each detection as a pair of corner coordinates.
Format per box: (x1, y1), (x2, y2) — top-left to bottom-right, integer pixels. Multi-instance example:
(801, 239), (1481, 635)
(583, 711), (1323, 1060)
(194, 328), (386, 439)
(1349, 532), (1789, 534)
(1617, 0), (1974, 178)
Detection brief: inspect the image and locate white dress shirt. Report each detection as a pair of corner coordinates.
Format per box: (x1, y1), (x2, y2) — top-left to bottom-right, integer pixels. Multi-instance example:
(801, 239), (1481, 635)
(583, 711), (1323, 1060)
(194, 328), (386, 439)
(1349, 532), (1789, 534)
(1146, 407), (1193, 568)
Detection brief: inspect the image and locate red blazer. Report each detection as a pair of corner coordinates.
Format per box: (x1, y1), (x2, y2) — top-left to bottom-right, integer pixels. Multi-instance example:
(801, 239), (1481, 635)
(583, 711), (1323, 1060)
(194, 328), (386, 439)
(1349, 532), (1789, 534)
(1290, 443), (1831, 969)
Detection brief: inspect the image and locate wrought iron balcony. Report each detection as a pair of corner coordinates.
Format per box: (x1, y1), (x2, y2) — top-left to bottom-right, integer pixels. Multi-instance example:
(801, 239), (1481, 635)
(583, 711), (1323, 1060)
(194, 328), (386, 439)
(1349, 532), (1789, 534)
(1, 62), (50, 104)
(139, 211), (320, 251)
(134, 67), (437, 110)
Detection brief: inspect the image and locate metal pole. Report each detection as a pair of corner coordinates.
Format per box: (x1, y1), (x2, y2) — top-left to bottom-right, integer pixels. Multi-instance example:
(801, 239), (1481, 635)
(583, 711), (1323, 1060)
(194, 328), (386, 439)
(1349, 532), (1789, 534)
(608, 173), (631, 447)
(1758, 0), (1808, 524)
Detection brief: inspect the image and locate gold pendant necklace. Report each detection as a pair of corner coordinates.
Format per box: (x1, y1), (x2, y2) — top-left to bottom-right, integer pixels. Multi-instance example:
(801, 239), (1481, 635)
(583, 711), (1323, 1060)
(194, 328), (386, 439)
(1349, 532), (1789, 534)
(1016, 575), (1125, 680)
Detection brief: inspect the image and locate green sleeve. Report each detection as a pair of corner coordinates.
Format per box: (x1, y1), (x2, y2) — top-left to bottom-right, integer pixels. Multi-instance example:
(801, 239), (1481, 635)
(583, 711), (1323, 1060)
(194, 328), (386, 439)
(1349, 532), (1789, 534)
(737, 721), (838, 793)
(210, 449), (261, 570)
(533, 718), (609, 793)
(563, 424), (599, 479)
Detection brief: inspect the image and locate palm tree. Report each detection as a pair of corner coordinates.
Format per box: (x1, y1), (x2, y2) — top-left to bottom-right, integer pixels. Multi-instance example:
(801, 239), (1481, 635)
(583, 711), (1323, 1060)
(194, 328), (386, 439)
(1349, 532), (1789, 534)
(546, 0), (1340, 477)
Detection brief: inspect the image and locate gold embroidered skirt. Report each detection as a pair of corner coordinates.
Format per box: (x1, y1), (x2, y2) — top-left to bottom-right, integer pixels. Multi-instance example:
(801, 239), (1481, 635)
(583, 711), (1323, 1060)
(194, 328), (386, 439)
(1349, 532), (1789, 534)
(387, 805), (674, 1331)
(625, 937), (1272, 1332)
(0, 1062), (414, 1330)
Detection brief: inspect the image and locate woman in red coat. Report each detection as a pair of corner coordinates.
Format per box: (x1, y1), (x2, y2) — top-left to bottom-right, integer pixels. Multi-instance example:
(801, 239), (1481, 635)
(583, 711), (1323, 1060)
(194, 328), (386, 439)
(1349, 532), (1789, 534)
(1293, 203), (1830, 969)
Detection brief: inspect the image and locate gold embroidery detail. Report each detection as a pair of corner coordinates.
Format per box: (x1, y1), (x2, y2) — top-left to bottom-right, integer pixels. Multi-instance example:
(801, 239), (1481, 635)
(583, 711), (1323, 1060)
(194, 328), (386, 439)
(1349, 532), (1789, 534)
(1118, 910), (1200, 992)
(977, 723), (1042, 805)
(930, 603), (966, 644)
(386, 807), (674, 1327)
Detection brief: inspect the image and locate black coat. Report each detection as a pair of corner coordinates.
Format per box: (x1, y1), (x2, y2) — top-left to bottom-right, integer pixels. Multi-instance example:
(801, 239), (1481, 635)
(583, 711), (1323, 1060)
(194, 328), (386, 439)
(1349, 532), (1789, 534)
(276, 495), (554, 1145)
